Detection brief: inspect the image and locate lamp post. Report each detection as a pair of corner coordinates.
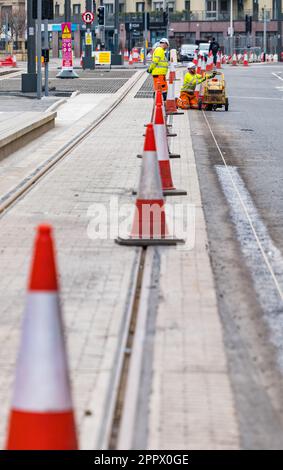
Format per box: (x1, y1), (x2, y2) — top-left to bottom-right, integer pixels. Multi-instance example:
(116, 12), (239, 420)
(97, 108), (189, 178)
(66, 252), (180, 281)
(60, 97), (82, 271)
(21, 0), (37, 92)
(230, 0), (234, 55)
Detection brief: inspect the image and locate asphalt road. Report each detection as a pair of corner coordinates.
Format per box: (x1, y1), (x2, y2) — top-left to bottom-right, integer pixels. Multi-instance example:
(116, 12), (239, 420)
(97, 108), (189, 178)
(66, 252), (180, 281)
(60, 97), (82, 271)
(189, 63), (283, 449)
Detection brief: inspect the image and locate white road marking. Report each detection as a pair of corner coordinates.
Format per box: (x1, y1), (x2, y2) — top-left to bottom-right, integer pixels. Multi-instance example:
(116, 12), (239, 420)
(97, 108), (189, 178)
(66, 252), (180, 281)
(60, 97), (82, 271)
(229, 95), (283, 101)
(203, 111), (283, 302)
(272, 72), (283, 82)
(203, 109), (283, 370)
(216, 165), (283, 371)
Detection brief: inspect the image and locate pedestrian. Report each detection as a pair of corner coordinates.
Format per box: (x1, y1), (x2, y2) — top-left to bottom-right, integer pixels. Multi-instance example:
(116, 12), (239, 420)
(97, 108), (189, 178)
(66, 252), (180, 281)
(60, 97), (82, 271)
(177, 62), (215, 110)
(147, 38), (169, 101)
(209, 37), (220, 66)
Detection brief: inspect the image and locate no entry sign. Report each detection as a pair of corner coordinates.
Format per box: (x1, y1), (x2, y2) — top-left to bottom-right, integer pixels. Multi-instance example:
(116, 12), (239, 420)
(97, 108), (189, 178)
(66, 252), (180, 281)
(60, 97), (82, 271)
(82, 11), (94, 24)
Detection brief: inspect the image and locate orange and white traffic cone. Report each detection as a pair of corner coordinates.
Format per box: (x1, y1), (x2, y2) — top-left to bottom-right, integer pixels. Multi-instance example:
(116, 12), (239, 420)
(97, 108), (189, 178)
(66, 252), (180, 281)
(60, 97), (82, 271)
(116, 124), (183, 246)
(165, 74), (182, 115)
(169, 59), (176, 81)
(128, 53), (133, 66)
(193, 50), (198, 65)
(196, 56), (202, 75)
(6, 225), (78, 450)
(154, 104), (187, 196)
(231, 51), (238, 66)
(216, 51), (222, 69)
(201, 56), (206, 76)
(168, 63), (175, 83)
(243, 51), (249, 67)
(124, 49), (129, 62)
(206, 51), (213, 71)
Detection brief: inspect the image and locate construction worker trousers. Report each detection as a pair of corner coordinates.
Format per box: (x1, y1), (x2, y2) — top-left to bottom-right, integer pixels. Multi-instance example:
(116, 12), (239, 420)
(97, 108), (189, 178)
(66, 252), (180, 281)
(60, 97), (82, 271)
(177, 91), (198, 110)
(153, 75), (168, 93)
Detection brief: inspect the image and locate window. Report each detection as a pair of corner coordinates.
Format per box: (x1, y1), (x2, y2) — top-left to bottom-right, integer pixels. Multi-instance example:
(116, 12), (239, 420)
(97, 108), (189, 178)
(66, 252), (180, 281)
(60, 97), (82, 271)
(206, 0), (217, 19)
(185, 1), (190, 11)
(105, 3), (114, 14)
(136, 2), (145, 12)
(73, 4), (81, 15)
(55, 3), (60, 16)
(154, 2), (163, 11)
(220, 1), (228, 11)
(168, 2), (175, 12)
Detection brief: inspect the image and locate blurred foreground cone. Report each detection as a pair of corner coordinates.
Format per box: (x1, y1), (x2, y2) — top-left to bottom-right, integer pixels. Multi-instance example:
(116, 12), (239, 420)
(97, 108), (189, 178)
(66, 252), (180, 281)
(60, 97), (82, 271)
(6, 225), (78, 450)
(116, 124), (184, 246)
(154, 104), (187, 196)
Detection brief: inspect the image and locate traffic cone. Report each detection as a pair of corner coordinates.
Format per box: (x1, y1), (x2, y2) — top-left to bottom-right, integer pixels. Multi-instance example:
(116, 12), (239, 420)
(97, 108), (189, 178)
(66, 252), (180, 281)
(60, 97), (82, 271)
(201, 56), (206, 76)
(116, 125), (184, 246)
(6, 225), (78, 450)
(124, 49), (129, 62)
(216, 51), (222, 69)
(206, 51), (213, 71)
(165, 74), (183, 115)
(243, 51), (249, 67)
(169, 59), (176, 81)
(129, 53), (133, 66)
(231, 51), (238, 66)
(139, 91), (179, 158)
(193, 50), (198, 65)
(155, 91), (180, 158)
(196, 56), (202, 75)
(168, 63), (175, 83)
(154, 104), (187, 196)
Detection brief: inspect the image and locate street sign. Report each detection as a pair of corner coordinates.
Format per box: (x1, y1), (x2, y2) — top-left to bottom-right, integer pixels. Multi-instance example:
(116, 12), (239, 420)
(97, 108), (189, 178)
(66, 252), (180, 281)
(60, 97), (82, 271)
(61, 22), (73, 69)
(95, 51), (111, 65)
(85, 32), (92, 46)
(82, 11), (94, 24)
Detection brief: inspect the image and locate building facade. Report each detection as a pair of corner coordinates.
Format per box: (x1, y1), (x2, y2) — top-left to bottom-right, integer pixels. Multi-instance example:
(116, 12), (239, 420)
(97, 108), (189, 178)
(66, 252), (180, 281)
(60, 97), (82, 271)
(53, 0), (282, 55)
(0, 0), (26, 52)
(1, 1), (281, 57)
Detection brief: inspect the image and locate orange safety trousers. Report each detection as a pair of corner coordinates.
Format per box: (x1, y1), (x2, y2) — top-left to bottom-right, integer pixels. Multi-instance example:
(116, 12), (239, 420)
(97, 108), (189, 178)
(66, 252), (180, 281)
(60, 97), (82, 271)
(177, 91), (198, 110)
(153, 75), (168, 93)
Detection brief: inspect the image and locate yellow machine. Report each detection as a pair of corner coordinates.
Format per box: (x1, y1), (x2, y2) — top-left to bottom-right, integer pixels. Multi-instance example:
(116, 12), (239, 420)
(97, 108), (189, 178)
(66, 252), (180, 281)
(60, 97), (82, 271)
(198, 72), (229, 111)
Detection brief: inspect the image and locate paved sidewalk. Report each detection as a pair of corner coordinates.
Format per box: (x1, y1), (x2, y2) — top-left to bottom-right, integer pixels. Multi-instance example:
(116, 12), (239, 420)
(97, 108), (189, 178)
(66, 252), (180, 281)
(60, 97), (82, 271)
(0, 71), (141, 200)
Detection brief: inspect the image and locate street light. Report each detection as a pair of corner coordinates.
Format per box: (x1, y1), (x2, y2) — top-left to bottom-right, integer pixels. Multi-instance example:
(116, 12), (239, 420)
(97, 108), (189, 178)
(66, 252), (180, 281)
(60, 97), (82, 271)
(230, 0), (234, 55)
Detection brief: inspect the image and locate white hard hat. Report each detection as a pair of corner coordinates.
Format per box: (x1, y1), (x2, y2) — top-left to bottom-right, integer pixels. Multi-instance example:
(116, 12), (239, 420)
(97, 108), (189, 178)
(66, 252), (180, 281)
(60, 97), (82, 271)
(187, 62), (196, 69)
(160, 38), (169, 46)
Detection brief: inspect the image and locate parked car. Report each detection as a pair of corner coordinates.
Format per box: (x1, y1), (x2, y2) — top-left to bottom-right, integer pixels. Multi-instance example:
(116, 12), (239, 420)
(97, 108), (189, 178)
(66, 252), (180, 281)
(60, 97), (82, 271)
(198, 42), (210, 58)
(178, 44), (197, 62)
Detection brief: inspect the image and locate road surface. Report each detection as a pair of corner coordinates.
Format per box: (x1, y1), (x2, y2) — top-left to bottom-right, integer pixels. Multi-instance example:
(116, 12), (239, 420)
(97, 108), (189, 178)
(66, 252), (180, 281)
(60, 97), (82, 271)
(189, 63), (283, 449)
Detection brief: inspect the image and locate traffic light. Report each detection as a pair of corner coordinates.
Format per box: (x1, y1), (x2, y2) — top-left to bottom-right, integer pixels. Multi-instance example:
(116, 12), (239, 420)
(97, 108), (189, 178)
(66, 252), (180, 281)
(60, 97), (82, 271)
(163, 11), (168, 26)
(32, 0), (54, 20)
(245, 14), (252, 34)
(98, 6), (105, 26)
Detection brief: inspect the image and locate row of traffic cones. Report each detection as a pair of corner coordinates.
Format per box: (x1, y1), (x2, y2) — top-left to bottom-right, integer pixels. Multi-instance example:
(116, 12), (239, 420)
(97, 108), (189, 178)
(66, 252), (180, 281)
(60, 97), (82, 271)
(116, 68), (186, 246)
